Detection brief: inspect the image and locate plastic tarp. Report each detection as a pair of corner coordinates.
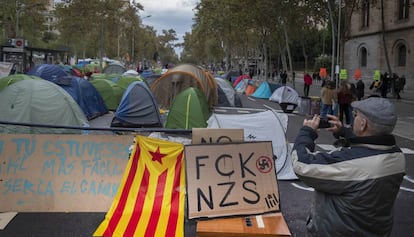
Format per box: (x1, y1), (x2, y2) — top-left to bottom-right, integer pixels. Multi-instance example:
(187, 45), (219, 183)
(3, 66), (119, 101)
(207, 110), (297, 180)
(165, 87), (210, 129)
(111, 81), (162, 128)
(0, 79), (88, 134)
(269, 86), (299, 105)
(251, 81), (272, 99)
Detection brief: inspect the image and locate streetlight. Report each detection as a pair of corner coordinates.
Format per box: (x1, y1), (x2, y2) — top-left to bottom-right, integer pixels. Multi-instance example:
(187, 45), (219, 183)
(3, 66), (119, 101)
(15, 0), (43, 37)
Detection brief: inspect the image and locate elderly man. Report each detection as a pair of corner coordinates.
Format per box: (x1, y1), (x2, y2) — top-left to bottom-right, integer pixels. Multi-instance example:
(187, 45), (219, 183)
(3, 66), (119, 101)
(292, 97), (406, 237)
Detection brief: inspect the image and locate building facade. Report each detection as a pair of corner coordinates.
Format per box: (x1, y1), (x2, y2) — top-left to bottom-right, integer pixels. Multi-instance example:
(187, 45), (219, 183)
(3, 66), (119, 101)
(344, 0), (413, 89)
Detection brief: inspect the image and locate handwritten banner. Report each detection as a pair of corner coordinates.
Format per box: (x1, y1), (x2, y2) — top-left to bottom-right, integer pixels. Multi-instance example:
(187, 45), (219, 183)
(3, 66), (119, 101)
(185, 141), (280, 219)
(0, 134), (134, 212)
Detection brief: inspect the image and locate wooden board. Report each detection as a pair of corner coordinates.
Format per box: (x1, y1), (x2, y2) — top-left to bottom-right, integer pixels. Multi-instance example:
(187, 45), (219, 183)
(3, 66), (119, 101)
(197, 213), (291, 237)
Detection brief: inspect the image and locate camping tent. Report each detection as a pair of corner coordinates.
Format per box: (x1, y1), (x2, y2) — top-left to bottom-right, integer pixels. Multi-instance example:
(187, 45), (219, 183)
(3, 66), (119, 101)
(0, 74), (41, 91)
(27, 64), (69, 82)
(235, 79), (249, 93)
(116, 75), (144, 90)
(150, 64), (217, 109)
(251, 81), (272, 99)
(269, 86), (299, 113)
(45, 76), (108, 120)
(165, 87), (211, 129)
(111, 81), (163, 128)
(103, 63), (126, 74)
(232, 74), (251, 87)
(244, 84), (257, 96)
(0, 79), (88, 134)
(207, 109), (297, 180)
(215, 77), (236, 107)
(89, 79), (123, 111)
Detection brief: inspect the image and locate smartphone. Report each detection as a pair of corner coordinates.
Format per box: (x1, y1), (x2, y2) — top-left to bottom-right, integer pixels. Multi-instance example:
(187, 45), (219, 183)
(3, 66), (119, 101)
(318, 118), (331, 128)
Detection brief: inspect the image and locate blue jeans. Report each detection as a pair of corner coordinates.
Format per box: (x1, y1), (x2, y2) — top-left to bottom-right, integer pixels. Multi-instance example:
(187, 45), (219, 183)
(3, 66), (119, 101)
(320, 104), (333, 119)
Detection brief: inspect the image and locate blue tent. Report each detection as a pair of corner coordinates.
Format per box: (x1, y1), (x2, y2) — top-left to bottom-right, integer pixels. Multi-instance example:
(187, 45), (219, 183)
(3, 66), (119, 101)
(59, 76), (108, 120)
(251, 81), (272, 99)
(111, 81), (163, 128)
(27, 64), (69, 82)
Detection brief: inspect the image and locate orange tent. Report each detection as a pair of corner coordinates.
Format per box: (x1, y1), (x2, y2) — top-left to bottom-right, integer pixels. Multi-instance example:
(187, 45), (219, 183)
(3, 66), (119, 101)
(244, 84), (257, 96)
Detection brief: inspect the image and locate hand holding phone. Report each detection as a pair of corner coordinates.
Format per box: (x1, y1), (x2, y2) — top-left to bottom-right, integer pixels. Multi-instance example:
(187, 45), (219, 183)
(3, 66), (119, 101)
(318, 118), (332, 128)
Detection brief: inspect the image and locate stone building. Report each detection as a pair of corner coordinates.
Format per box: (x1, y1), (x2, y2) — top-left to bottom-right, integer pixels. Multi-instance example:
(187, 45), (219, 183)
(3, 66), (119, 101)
(344, 0), (412, 89)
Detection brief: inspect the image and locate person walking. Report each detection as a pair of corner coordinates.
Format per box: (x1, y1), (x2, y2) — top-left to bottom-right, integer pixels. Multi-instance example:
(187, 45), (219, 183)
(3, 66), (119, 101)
(356, 79), (365, 100)
(303, 72), (313, 97)
(337, 81), (353, 126)
(393, 74), (402, 99)
(291, 97), (405, 237)
(320, 80), (337, 119)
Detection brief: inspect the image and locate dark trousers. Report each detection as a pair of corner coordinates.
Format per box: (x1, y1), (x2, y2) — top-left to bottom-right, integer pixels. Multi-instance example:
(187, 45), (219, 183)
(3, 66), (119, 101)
(339, 103), (351, 125)
(304, 84), (310, 97)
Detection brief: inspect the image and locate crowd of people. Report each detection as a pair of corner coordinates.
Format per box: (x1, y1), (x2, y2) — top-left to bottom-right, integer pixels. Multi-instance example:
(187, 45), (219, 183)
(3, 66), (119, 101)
(298, 71), (407, 127)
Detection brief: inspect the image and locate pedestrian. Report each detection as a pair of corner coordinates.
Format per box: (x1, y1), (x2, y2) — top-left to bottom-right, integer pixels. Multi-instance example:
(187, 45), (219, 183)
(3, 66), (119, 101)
(380, 72), (390, 98)
(291, 97), (405, 237)
(400, 75), (406, 92)
(320, 80), (337, 119)
(280, 70), (288, 85)
(303, 72), (313, 97)
(337, 81), (353, 126)
(393, 74), (402, 99)
(356, 79), (365, 100)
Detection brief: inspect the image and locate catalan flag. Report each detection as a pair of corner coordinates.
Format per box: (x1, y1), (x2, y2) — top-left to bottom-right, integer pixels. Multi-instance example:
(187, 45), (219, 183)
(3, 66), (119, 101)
(94, 135), (185, 237)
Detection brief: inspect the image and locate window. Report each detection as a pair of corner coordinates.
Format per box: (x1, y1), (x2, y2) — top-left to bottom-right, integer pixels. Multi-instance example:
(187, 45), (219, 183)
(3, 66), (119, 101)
(360, 47), (368, 67)
(397, 44), (407, 66)
(362, 0), (370, 27)
(398, 0), (410, 20)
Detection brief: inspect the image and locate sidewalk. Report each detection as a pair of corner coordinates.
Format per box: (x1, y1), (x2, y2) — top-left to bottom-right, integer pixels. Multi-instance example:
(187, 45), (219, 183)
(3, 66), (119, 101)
(285, 76), (414, 105)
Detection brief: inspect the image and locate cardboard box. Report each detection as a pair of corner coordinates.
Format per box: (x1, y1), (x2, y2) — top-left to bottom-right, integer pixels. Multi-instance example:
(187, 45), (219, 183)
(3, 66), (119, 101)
(197, 213), (291, 237)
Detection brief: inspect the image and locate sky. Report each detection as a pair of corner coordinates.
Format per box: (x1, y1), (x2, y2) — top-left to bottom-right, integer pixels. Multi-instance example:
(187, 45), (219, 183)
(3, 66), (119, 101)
(137, 0), (198, 56)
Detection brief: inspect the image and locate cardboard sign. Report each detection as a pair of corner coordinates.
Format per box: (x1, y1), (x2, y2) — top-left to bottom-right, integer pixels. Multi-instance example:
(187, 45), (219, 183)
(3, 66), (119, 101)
(192, 128), (244, 144)
(0, 134), (134, 212)
(185, 141), (279, 219)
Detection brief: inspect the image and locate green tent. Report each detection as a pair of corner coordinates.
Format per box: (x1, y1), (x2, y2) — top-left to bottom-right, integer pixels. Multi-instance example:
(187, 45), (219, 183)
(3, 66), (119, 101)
(116, 75), (145, 90)
(165, 87), (211, 129)
(90, 79), (123, 110)
(0, 79), (88, 134)
(0, 74), (41, 92)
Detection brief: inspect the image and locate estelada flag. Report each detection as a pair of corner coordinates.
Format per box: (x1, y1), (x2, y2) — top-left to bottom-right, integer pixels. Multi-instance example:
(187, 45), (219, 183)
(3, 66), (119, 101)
(94, 135), (185, 237)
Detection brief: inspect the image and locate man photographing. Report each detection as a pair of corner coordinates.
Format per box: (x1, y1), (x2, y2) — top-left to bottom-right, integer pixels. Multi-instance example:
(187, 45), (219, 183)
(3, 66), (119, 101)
(292, 97), (406, 236)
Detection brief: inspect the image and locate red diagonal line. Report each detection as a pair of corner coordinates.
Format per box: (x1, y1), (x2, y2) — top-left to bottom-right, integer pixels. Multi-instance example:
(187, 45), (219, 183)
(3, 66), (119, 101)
(144, 169), (168, 236)
(103, 147), (141, 236)
(165, 151), (184, 237)
(123, 166), (150, 236)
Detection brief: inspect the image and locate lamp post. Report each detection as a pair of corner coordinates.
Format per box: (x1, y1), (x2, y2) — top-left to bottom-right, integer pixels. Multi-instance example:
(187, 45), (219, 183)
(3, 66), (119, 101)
(132, 14), (151, 66)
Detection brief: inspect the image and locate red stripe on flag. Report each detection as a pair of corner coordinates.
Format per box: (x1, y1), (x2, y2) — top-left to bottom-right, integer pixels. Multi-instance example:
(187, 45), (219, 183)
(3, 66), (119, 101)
(123, 166), (150, 236)
(103, 147), (141, 236)
(143, 169), (168, 236)
(165, 151), (184, 237)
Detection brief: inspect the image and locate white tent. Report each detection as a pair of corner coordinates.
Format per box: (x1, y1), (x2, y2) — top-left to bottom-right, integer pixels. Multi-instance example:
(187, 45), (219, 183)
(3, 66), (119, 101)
(207, 109), (297, 180)
(269, 85), (299, 104)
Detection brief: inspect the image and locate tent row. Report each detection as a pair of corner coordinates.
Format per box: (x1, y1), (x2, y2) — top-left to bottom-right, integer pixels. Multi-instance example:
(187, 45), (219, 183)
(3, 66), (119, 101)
(232, 77), (300, 113)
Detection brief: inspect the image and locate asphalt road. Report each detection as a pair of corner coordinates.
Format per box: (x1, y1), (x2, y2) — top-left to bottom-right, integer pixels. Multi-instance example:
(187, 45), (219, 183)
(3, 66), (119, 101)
(1, 79), (413, 237)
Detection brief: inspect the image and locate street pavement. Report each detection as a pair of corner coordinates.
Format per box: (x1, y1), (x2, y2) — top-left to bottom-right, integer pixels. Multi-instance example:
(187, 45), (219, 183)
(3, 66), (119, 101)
(1, 76), (413, 237)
